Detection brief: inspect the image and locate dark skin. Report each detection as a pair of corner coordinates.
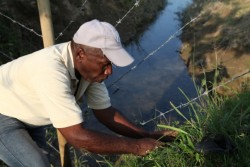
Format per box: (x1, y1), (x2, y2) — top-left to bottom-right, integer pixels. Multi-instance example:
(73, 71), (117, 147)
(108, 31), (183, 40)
(58, 41), (178, 156)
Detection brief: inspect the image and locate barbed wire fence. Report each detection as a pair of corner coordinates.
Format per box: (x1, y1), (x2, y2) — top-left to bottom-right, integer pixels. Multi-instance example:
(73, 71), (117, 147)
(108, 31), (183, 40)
(0, 10), (42, 61)
(107, 12), (202, 89)
(0, 11), (42, 38)
(0, 0), (140, 60)
(55, 0), (88, 41)
(0, 1), (249, 126)
(140, 69), (250, 125)
(115, 0), (141, 27)
(0, 1), (250, 163)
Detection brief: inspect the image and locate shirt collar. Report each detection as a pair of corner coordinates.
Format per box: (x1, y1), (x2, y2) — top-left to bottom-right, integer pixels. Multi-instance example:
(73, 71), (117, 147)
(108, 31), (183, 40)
(62, 41), (78, 81)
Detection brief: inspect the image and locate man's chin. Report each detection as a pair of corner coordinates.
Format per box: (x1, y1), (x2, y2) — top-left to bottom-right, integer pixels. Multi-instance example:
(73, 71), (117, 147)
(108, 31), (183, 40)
(85, 78), (105, 83)
(88, 79), (103, 83)
(96, 80), (104, 83)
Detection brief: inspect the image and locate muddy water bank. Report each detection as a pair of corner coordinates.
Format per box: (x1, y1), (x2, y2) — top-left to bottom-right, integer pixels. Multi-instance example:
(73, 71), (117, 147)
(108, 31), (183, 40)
(179, 0), (250, 95)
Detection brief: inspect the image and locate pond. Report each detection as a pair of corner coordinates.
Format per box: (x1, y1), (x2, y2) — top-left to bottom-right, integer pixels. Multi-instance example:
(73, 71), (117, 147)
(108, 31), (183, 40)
(84, 0), (197, 131)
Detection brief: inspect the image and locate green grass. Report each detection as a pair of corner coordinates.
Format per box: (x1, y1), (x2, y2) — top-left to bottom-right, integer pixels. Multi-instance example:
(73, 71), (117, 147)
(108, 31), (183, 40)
(94, 89), (250, 167)
(42, 85), (249, 167)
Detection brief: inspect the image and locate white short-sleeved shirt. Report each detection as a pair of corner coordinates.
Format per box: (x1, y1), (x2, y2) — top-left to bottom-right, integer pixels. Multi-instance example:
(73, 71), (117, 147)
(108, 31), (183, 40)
(0, 42), (111, 128)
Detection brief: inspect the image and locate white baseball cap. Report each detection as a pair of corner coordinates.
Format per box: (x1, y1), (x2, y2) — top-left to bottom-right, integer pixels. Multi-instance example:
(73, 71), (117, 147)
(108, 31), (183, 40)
(73, 19), (134, 67)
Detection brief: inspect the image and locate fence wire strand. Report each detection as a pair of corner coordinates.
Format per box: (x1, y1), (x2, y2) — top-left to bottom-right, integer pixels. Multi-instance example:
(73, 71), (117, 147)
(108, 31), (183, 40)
(0, 50), (14, 61)
(55, 0), (88, 41)
(0, 0), (140, 41)
(1, 1), (249, 127)
(140, 69), (250, 125)
(115, 0), (141, 27)
(0, 11), (42, 38)
(108, 12), (202, 89)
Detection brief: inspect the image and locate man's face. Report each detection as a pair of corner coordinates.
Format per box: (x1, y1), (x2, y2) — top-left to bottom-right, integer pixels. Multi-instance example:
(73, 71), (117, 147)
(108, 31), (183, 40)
(76, 49), (113, 83)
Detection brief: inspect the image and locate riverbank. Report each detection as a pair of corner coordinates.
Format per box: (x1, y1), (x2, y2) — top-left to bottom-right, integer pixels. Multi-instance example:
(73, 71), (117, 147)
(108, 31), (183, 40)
(179, 0), (250, 95)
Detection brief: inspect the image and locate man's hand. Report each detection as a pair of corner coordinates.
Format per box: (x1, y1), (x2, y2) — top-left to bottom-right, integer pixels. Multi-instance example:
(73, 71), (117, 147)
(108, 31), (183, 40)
(59, 124), (162, 155)
(134, 138), (162, 156)
(149, 130), (178, 142)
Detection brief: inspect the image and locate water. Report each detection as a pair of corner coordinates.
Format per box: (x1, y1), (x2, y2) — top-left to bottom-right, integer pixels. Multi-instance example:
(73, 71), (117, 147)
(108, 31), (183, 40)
(84, 0), (197, 131)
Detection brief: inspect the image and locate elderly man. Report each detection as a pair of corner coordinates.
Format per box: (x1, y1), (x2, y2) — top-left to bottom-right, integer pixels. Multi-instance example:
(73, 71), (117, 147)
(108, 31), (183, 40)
(0, 19), (177, 166)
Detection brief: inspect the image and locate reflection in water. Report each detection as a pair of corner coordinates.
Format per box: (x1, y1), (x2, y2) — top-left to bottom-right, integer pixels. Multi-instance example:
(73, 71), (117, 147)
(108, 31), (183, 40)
(180, 0), (250, 96)
(84, 0), (197, 131)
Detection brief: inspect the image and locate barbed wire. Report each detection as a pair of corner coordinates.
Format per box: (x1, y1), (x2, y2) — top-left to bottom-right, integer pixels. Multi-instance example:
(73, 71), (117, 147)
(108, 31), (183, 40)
(108, 0), (231, 90)
(138, 2), (248, 125)
(108, 12), (202, 89)
(0, 50), (14, 61)
(0, 1), (89, 41)
(115, 0), (141, 27)
(140, 69), (250, 125)
(56, 0), (142, 40)
(0, 11), (42, 38)
(55, 0), (88, 41)
(0, 0), (141, 42)
(1, 1), (249, 127)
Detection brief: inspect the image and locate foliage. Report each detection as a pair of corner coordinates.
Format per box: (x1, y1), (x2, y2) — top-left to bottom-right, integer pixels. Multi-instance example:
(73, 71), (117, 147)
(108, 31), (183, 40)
(106, 89), (250, 167)
(70, 86), (243, 167)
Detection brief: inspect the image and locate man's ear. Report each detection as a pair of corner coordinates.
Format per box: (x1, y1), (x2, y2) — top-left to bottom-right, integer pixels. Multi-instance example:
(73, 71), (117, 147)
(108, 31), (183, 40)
(76, 48), (86, 62)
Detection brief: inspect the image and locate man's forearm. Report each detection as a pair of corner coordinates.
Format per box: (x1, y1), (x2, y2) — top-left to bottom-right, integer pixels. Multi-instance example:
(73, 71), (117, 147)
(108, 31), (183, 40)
(93, 107), (151, 139)
(58, 124), (160, 156)
(70, 128), (137, 154)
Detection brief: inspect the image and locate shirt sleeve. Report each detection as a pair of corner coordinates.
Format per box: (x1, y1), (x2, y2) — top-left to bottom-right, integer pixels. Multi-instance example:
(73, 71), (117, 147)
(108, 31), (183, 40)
(32, 68), (83, 128)
(85, 82), (111, 110)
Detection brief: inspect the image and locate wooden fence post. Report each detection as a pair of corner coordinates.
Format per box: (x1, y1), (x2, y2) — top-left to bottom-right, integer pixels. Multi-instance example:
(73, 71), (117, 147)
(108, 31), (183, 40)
(37, 0), (54, 47)
(37, 0), (70, 166)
